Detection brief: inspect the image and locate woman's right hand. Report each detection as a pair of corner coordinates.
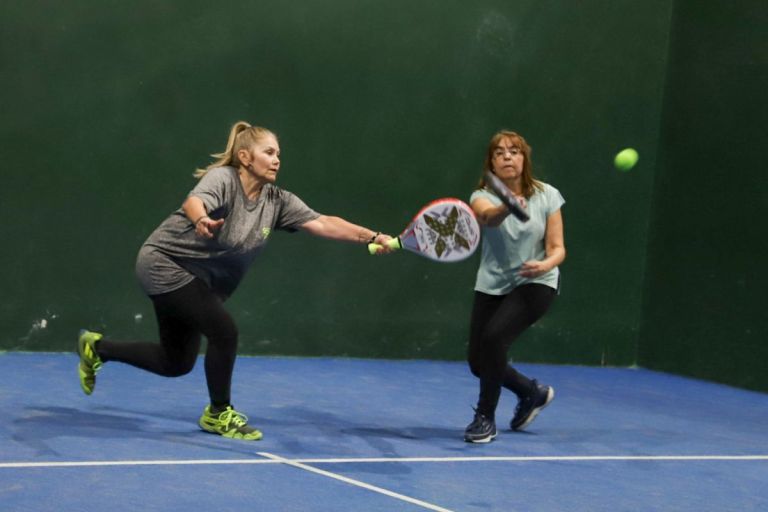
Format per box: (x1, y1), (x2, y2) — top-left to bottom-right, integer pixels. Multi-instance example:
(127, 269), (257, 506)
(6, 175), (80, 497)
(195, 216), (225, 238)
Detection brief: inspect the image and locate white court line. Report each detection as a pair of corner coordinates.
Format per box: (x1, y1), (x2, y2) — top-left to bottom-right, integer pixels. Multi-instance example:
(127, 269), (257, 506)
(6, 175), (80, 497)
(258, 452), (454, 512)
(2, 454), (767, 469)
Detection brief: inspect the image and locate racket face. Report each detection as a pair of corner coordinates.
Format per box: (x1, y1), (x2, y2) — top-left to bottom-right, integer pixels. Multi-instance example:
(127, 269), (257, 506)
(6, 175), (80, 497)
(399, 198), (480, 262)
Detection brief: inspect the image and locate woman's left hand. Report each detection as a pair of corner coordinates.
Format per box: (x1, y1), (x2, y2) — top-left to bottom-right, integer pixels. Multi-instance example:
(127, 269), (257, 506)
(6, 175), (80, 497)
(518, 260), (550, 278)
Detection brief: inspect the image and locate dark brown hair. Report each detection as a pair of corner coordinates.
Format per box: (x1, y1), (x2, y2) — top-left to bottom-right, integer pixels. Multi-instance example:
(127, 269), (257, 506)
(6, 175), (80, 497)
(477, 130), (543, 198)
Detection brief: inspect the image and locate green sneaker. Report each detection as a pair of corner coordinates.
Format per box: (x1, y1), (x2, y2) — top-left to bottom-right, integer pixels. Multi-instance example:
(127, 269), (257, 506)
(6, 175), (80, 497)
(199, 405), (263, 441)
(77, 329), (103, 395)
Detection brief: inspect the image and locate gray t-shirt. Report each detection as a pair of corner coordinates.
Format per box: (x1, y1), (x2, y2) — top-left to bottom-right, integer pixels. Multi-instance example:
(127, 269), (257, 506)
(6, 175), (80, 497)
(470, 181), (565, 295)
(136, 166), (320, 298)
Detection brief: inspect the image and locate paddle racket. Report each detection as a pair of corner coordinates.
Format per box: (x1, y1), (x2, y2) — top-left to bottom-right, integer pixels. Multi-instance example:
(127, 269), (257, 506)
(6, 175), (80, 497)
(483, 171), (530, 222)
(368, 198), (480, 262)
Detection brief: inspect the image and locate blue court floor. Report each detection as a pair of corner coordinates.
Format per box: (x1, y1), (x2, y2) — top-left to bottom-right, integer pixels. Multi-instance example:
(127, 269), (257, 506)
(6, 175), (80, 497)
(1, 352), (767, 511)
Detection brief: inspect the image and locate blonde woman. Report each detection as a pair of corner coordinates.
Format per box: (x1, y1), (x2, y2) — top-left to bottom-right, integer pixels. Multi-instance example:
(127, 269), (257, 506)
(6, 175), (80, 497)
(464, 130), (566, 443)
(77, 121), (392, 441)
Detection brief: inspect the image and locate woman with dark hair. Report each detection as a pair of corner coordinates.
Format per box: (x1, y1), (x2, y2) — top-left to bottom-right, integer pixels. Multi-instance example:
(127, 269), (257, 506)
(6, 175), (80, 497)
(464, 130), (566, 443)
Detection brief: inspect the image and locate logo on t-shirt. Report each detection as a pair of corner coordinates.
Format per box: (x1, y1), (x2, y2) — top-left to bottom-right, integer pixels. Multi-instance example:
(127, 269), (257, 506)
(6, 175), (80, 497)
(261, 227), (271, 239)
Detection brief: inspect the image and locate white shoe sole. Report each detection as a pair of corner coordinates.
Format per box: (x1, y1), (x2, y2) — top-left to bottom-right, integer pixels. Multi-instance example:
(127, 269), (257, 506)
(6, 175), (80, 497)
(464, 431), (498, 443)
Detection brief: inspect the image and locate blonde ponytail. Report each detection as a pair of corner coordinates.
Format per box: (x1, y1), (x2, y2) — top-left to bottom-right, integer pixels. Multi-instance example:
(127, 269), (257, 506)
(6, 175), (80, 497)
(194, 121), (275, 178)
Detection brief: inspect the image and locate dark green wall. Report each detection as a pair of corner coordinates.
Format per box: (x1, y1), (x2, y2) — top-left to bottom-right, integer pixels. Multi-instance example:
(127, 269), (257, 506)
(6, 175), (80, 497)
(1, 1), (671, 364)
(639, 0), (768, 391)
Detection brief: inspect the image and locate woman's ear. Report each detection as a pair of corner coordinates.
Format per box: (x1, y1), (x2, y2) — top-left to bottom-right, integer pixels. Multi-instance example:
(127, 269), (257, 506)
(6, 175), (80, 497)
(236, 148), (251, 168)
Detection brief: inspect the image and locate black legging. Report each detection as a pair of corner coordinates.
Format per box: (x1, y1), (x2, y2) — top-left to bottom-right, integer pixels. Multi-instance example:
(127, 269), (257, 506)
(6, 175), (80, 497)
(468, 284), (556, 419)
(97, 278), (238, 408)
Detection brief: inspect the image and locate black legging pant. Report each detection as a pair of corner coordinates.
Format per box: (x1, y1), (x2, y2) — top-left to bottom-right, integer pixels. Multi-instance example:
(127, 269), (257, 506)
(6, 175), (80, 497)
(97, 278), (238, 408)
(468, 284), (556, 419)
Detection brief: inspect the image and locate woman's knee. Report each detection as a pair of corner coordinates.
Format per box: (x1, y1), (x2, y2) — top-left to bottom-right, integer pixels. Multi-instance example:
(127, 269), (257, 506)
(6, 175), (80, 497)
(210, 321), (238, 349)
(468, 348), (497, 379)
(161, 358), (196, 377)
(468, 333), (502, 377)
(468, 358), (484, 378)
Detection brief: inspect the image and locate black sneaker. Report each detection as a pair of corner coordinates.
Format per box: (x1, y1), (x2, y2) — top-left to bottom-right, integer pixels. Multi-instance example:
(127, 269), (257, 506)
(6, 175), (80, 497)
(464, 410), (497, 443)
(511, 381), (554, 431)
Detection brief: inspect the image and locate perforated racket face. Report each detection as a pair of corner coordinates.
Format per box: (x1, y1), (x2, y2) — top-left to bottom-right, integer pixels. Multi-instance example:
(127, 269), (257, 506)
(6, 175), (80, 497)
(400, 199), (480, 262)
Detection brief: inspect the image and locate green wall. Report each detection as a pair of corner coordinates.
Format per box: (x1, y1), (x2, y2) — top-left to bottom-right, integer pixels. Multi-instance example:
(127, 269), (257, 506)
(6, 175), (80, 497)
(639, 0), (768, 391)
(1, 2), (671, 364)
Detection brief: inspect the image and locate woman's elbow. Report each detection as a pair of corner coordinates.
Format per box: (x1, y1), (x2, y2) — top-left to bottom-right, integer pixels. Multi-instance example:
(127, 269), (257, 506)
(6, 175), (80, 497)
(548, 244), (566, 263)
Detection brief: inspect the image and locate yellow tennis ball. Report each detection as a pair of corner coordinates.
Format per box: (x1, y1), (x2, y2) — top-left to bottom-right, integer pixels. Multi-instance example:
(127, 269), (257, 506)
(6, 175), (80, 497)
(614, 148), (639, 171)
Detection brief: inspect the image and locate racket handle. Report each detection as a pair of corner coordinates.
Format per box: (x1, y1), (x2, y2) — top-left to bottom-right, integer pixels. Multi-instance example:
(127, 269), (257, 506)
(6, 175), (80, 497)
(484, 171), (530, 222)
(368, 237), (402, 254)
(505, 201), (530, 222)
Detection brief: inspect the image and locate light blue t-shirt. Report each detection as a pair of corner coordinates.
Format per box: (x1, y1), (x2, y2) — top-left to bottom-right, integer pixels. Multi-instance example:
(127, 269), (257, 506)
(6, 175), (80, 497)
(470, 181), (565, 295)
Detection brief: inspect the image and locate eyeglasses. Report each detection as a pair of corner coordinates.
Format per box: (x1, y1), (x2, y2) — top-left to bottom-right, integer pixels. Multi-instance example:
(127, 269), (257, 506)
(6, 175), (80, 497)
(493, 147), (522, 158)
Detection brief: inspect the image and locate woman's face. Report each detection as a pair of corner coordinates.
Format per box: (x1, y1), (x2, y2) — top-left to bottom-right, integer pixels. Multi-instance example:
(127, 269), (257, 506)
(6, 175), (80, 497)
(243, 134), (281, 182)
(491, 136), (524, 181)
